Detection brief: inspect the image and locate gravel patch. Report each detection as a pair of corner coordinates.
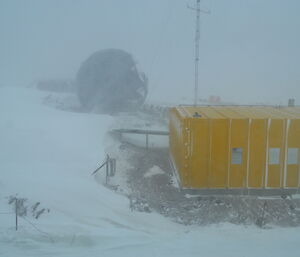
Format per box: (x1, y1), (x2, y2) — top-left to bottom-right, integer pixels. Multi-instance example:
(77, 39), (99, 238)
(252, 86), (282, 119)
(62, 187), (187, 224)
(108, 142), (300, 228)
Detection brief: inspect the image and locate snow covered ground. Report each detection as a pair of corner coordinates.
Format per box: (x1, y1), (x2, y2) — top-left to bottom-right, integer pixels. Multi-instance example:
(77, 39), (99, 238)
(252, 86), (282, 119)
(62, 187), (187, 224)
(0, 86), (300, 257)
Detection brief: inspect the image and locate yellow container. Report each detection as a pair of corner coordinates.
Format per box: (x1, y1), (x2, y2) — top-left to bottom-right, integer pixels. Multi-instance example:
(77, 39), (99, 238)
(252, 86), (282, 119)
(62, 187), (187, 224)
(169, 106), (300, 190)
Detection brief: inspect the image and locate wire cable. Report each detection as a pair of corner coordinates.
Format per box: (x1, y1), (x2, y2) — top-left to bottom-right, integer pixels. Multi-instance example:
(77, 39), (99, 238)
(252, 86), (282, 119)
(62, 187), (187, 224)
(21, 216), (54, 243)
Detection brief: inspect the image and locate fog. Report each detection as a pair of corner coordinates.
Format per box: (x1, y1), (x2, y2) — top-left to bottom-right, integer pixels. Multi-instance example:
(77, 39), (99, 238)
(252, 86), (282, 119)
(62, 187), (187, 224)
(1, 2), (300, 255)
(1, 0), (299, 104)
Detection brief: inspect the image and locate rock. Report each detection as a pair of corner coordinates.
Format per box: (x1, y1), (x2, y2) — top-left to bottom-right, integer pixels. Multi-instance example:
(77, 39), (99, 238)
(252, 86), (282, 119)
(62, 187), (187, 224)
(76, 49), (148, 113)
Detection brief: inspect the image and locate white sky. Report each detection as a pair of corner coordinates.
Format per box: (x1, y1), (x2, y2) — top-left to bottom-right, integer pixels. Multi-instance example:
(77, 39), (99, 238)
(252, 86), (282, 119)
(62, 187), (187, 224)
(0, 0), (299, 104)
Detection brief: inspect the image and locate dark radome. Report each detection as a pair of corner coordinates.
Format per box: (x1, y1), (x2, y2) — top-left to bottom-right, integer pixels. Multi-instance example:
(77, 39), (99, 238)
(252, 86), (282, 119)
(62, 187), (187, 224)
(76, 49), (148, 113)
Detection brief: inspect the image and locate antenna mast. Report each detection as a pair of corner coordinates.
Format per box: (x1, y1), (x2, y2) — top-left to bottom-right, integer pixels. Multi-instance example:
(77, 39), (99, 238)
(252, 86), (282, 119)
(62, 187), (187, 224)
(194, 0), (200, 106)
(188, 0), (209, 106)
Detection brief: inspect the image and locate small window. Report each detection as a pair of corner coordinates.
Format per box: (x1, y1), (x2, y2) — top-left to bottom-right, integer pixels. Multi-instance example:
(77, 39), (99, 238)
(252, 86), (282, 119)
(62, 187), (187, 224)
(232, 148), (243, 164)
(288, 148), (298, 165)
(269, 148), (280, 165)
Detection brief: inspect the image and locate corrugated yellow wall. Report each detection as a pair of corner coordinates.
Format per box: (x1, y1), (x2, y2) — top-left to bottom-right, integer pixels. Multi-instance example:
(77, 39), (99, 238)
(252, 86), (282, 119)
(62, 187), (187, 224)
(189, 119), (210, 188)
(209, 119), (229, 188)
(286, 119), (300, 187)
(248, 119), (267, 188)
(229, 119), (248, 188)
(169, 107), (300, 190)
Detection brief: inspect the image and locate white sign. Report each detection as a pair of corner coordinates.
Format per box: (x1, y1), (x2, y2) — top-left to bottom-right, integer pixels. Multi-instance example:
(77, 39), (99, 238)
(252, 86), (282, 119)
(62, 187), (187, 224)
(288, 148), (298, 165)
(269, 148), (280, 165)
(232, 148), (243, 164)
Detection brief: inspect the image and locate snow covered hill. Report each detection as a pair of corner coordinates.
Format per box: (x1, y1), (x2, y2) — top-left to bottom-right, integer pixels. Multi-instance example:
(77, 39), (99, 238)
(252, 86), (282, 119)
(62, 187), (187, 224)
(0, 86), (300, 257)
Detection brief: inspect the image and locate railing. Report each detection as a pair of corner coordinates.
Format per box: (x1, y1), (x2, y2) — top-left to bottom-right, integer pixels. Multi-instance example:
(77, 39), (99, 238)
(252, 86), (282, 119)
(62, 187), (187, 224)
(91, 154), (116, 184)
(112, 129), (169, 149)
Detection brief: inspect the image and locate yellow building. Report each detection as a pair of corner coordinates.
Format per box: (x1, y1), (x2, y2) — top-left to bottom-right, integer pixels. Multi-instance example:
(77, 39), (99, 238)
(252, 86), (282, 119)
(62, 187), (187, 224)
(169, 106), (300, 191)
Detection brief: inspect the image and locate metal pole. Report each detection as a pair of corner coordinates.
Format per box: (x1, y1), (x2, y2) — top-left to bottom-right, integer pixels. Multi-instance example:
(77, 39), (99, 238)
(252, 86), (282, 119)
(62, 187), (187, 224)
(106, 155), (109, 184)
(194, 0), (200, 106)
(15, 198), (18, 231)
(114, 159), (116, 176)
(109, 159), (112, 176)
(111, 158), (116, 176)
(146, 134), (149, 149)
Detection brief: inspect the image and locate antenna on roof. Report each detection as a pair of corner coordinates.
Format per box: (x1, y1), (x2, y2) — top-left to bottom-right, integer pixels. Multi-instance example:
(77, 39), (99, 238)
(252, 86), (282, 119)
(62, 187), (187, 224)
(187, 0), (210, 106)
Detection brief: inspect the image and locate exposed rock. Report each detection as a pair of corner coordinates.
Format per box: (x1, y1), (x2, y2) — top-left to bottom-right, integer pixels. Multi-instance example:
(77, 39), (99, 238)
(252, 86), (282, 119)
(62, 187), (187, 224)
(76, 49), (148, 113)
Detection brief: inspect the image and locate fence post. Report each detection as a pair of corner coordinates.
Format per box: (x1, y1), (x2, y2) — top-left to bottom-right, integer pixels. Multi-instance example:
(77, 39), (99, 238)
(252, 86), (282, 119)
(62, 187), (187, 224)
(15, 198), (18, 231)
(106, 155), (109, 184)
(110, 158), (116, 177)
(109, 158), (115, 176)
(112, 158), (116, 176)
(146, 134), (149, 149)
